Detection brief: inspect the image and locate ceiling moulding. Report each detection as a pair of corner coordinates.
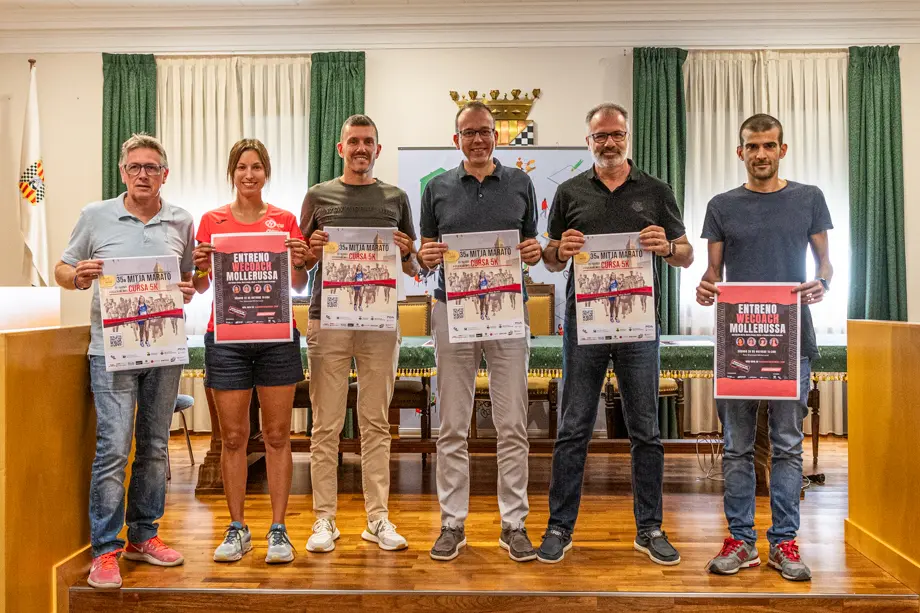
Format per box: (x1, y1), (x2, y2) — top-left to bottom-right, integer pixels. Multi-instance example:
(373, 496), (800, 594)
(1, 2), (918, 52)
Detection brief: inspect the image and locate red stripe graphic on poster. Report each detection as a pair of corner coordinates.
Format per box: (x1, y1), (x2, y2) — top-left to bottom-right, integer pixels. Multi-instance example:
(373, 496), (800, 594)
(714, 283), (800, 400)
(212, 232), (293, 343)
(446, 283), (523, 300)
(103, 308), (184, 327)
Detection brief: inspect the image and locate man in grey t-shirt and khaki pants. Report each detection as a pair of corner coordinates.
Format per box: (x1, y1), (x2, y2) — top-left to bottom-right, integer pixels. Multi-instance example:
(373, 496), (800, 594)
(696, 114), (834, 582)
(300, 115), (419, 553)
(418, 101), (543, 563)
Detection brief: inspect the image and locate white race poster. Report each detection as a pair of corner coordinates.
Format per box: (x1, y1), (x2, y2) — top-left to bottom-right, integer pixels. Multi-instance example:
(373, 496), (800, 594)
(573, 232), (656, 345)
(99, 255), (188, 371)
(443, 229), (525, 343)
(321, 227), (399, 331)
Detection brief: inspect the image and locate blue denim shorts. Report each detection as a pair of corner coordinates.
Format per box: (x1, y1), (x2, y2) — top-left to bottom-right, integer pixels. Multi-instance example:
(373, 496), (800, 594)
(204, 329), (305, 390)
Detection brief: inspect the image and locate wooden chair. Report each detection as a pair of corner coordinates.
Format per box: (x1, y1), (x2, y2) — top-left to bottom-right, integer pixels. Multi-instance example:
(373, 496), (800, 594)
(603, 376), (685, 439)
(471, 283), (560, 440)
(346, 295), (434, 456)
(291, 295), (434, 460)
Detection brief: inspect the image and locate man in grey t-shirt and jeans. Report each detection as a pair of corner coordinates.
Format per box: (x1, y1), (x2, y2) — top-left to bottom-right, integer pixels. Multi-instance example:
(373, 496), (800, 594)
(696, 114), (834, 582)
(300, 115), (418, 554)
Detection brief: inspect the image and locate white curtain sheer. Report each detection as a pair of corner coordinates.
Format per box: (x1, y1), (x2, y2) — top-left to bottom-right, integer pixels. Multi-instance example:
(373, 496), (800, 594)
(681, 49), (849, 435)
(156, 55), (311, 431)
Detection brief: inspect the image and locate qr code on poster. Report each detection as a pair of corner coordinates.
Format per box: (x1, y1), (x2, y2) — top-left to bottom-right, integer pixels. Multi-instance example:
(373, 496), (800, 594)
(581, 310), (594, 322)
(326, 295), (338, 308)
(452, 307), (465, 319)
(109, 334), (123, 348)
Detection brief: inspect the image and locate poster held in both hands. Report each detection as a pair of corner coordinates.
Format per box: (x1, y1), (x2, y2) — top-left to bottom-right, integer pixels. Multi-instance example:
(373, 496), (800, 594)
(99, 255), (188, 372)
(320, 226), (399, 331)
(443, 229), (526, 344)
(714, 282), (800, 400)
(573, 231), (656, 345)
(212, 232), (293, 343)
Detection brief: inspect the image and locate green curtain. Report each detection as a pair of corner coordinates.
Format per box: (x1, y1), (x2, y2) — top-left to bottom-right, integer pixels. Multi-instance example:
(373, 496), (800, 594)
(102, 54), (157, 200)
(847, 46), (907, 321)
(307, 52), (365, 437)
(632, 47), (688, 439)
(308, 51), (365, 187)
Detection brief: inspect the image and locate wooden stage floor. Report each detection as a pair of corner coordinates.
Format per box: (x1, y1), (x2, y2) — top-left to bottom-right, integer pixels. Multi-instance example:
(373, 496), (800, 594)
(69, 437), (919, 612)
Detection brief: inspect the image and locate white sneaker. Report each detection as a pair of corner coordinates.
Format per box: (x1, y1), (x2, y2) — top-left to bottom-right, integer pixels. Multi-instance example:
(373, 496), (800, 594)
(306, 518), (340, 553)
(361, 518), (408, 551)
(213, 522), (252, 562)
(265, 524), (295, 564)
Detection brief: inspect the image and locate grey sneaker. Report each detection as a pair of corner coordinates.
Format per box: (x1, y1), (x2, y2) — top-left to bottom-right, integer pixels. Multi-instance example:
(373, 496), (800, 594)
(362, 518), (408, 551)
(707, 537), (761, 575)
(499, 526), (537, 562)
(306, 518), (340, 553)
(265, 524), (295, 564)
(769, 540), (812, 581)
(213, 522), (252, 562)
(429, 526), (466, 561)
(536, 527), (572, 564)
(634, 529), (681, 565)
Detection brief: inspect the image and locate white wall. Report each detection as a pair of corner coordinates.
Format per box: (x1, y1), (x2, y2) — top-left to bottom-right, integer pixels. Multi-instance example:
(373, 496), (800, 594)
(901, 44), (920, 322)
(366, 47), (632, 184)
(0, 44), (917, 322)
(0, 53), (100, 322)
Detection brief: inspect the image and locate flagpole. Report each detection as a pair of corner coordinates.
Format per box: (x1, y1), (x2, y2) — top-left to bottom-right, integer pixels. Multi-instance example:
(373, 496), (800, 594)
(19, 57), (49, 287)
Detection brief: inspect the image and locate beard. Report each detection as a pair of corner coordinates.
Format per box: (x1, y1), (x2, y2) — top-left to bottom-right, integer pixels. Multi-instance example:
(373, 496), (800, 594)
(592, 147), (627, 169)
(748, 160), (778, 179)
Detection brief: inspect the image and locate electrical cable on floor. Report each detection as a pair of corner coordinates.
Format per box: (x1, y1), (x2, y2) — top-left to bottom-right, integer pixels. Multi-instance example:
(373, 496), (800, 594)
(696, 433), (725, 481)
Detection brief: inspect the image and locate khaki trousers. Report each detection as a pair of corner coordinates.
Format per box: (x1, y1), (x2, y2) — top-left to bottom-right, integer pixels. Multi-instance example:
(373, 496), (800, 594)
(306, 319), (400, 521)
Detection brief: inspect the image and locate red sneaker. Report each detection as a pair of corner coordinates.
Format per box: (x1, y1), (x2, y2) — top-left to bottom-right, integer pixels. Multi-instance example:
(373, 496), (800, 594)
(87, 551), (122, 589)
(123, 536), (185, 567)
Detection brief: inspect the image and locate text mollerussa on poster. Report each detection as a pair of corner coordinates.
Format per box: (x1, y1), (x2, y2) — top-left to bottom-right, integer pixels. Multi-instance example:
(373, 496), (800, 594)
(714, 282), (800, 400)
(211, 232), (293, 343)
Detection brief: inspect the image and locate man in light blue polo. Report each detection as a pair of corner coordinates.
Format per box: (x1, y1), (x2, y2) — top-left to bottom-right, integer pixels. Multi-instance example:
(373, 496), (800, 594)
(54, 133), (195, 590)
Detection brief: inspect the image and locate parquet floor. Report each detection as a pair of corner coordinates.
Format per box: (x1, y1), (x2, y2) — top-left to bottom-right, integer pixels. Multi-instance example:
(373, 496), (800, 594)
(70, 436), (918, 612)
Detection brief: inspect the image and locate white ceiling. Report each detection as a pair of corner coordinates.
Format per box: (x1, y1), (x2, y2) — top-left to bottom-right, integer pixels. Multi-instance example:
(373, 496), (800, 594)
(1, 0), (919, 52)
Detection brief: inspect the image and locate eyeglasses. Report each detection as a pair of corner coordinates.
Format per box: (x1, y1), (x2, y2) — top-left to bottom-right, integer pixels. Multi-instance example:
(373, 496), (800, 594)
(123, 163), (165, 177)
(589, 131), (629, 144)
(458, 128), (495, 141)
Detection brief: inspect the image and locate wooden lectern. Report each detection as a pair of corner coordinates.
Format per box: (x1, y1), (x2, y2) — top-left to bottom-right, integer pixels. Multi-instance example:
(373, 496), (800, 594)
(846, 320), (920, 593)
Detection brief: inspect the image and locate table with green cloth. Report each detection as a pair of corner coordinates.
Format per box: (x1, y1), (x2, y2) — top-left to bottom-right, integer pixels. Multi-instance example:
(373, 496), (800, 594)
(184, 335), (847, 379)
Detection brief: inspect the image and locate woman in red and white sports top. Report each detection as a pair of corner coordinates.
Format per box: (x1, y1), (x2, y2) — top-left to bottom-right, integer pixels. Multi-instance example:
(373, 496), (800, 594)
(192, 138), (308, 564)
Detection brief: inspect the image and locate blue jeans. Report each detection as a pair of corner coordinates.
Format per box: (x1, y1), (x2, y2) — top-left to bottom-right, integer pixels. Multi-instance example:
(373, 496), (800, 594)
(548, 316), (664, 534)
(717, 358), (811, 545)
(88, 356), (182, 557)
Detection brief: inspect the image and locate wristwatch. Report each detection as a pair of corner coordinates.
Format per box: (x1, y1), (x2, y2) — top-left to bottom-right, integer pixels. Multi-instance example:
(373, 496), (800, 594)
(401, 251), (413, 263)
(816, 277), (830, 292)
(663, 241), (675, 259)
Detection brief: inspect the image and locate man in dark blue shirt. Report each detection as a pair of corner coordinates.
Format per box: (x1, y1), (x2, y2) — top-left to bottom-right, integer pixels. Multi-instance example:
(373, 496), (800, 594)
(537, 103), (693, 565)
(696, 113), (833, 582)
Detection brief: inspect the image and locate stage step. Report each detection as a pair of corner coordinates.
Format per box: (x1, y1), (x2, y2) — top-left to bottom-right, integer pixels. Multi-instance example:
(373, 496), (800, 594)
(70, 586), (920, 612)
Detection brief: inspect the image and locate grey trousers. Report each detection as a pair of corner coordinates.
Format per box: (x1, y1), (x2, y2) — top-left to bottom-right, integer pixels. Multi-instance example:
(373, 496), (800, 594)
(431, 300), (531, 530)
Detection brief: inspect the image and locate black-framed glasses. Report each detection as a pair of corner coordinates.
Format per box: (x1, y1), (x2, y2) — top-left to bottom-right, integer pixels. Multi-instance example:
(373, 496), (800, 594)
(589, 131), (629, 144)
(458, 128), (495, 140)
(123, 163), (165, 177)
